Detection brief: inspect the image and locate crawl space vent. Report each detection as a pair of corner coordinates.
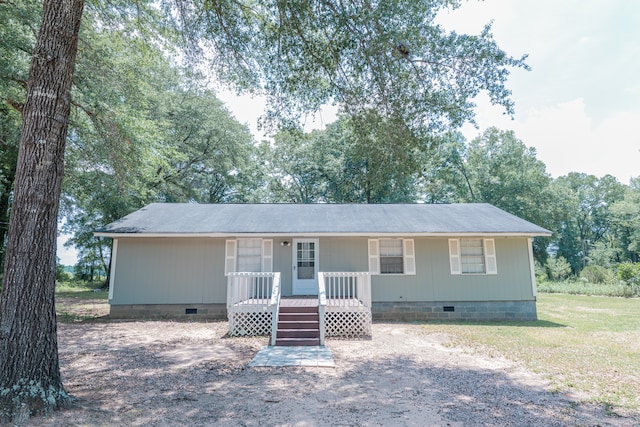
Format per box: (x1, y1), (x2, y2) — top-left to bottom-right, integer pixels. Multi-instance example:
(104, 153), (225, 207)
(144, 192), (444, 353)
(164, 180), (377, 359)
(185, 308), (198, 315)
(443, 306), (455, 312)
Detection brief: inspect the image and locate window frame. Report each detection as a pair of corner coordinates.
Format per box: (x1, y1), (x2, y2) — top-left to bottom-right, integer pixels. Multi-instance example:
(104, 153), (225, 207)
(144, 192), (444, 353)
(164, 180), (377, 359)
(368, 238), (416, 276)
(448, 238), (497, 275)
(224, 238), (273, 275)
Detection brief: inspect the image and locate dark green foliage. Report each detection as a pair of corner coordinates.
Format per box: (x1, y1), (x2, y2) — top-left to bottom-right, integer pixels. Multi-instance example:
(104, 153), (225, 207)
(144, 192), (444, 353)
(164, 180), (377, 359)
(420, 127), (559, 264)
(552, 173), (627, 272)
(618, 262), (640, 286)
(580, 265), (614, 285)
(175, 0), (528, 135)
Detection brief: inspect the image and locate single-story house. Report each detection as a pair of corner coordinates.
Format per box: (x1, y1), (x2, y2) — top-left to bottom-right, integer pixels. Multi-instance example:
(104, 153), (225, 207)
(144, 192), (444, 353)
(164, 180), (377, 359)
(95, 203), (550, 339)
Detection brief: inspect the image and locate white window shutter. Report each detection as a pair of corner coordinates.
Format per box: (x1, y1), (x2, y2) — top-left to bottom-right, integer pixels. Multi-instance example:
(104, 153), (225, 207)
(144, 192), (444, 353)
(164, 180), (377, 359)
(368, 239), (380, 275)
(262, 239), (273, 272)
(484, 238), (497, 274)
(224, 240), (237, 276)
(403, 239), (416, 275)
(448, 239), (461, 275)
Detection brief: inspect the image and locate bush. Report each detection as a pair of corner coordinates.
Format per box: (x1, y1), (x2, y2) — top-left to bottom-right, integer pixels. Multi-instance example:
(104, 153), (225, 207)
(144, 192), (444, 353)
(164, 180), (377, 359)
(537, 280), (638, 297)
(56, 264), (72, 282)
(546, 256), (572, 281)
(580, 265), (614, 284)
(618, 262), (640, 285)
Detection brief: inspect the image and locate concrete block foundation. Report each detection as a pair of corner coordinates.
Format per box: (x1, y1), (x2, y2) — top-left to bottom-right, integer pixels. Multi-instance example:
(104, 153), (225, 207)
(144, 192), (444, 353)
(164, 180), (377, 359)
(372, 300), (537, 321)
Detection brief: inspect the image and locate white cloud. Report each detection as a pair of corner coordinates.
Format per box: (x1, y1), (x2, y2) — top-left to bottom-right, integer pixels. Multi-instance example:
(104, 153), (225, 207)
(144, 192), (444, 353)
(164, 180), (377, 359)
(517, 100), (640, 182)
(465, 97), (640, 182)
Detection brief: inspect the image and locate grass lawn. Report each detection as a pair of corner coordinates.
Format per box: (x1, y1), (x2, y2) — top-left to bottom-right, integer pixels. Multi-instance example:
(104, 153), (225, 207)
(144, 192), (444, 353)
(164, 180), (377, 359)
(55, 281), (109, 321)
(419, 293), (640, 416)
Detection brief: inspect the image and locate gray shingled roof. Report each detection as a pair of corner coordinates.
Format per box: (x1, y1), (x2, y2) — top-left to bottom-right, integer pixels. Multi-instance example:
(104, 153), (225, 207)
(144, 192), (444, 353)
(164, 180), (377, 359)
(95, 203), (551, 236)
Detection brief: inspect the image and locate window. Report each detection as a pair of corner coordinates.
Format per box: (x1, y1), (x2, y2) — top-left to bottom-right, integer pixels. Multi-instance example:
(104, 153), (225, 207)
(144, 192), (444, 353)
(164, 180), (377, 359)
(237, 239), (262, 272)
(460, 238), (485, 274)
(296, 241), (315, 279)
(448, 238), (497, 275)
(368, 239), (416, 275)
(379, 239), (404, 274)
(224, 239), (273, 275)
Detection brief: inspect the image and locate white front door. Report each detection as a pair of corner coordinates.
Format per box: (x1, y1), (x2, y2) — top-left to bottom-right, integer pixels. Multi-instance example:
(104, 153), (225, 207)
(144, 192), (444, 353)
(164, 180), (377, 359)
(292, 239), (319, 295)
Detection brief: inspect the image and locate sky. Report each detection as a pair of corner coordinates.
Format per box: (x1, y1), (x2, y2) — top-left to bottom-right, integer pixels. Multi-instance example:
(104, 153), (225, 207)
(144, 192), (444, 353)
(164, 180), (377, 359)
(220, 0), (640, 183)
(56, 0), (640, 265)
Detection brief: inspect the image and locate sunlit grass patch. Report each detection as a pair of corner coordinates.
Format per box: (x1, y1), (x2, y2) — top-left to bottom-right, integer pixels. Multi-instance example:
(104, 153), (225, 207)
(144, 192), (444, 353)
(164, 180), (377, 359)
(419, 294), (640, 417)
(56, 279), (108, 300)
(55, 279), (109, 320)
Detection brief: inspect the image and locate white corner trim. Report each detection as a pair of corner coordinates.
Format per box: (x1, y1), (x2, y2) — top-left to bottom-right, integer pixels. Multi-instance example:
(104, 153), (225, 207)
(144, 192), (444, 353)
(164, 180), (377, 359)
(108, 239), (118, 301)
(528, 237), (537, 298)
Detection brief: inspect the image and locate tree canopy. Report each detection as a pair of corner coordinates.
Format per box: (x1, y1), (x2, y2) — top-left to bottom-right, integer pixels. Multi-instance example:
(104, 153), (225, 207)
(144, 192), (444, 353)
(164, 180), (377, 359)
(4, 0), (638, 422)
(174, 0), (527, 133)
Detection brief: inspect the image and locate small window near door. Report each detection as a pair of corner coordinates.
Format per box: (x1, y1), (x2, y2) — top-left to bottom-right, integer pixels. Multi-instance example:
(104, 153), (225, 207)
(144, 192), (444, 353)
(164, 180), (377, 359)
(225, 239), (273, 275)
(237, 238), (262, 272)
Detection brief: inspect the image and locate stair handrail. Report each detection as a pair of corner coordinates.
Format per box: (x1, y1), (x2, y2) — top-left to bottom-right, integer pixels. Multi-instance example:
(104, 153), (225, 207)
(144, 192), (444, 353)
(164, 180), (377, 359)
(269, 272), (281, 346)
(318, 272), (327, 345)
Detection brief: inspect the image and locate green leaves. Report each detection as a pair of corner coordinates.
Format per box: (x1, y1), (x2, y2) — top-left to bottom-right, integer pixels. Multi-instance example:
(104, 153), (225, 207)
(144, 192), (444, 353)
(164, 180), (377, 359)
(176, 0), (527, 135)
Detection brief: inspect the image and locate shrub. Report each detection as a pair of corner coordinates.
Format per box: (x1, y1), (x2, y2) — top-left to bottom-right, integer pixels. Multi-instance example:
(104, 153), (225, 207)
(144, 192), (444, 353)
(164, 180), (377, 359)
(547, 256), (572, 281)
(56, 264), (72, 282)
(537, 280), (638, 297)
(535, 262), (548, 283)
(580, 265), (614, 284)
(618, 262), (640, 284)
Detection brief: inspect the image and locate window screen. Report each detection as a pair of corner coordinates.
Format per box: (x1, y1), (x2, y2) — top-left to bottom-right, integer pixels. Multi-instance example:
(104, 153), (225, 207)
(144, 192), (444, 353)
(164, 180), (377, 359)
(460, 238), (485, 274)
(379, 239), (404, 274)
(237, 238), (262, 272)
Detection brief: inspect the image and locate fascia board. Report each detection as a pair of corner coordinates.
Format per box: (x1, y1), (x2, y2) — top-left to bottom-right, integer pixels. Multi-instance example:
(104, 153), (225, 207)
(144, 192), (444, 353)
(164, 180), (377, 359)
(94, 231), (551, 238)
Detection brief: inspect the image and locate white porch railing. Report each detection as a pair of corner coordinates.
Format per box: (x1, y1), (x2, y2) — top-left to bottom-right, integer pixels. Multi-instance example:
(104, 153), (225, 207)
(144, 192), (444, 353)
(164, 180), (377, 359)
(227, 272), (280, 336)
(318, 272), (372, 338)
(318, 273), (327, 345)
(269, 274), (281, 346)
(227, 271), (370, 340)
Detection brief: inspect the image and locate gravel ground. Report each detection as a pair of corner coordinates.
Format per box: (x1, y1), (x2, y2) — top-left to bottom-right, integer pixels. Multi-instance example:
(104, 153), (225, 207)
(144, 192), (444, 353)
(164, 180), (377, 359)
(26, 320), (637, 426)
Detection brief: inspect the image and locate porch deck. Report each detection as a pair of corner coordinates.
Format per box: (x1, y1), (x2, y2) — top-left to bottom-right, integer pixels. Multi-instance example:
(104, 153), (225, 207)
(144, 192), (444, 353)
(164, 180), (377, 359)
(233, 297), (365, 309)
(227, 272), (372, 342)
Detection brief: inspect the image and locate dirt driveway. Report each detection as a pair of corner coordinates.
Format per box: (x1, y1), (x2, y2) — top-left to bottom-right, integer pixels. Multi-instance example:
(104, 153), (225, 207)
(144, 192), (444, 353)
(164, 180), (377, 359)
(26, 318), (635, 426)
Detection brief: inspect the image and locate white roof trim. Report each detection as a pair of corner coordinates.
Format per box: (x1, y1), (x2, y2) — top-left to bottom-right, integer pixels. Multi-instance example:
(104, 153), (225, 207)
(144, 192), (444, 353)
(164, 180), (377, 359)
(94, 231), (550, 238)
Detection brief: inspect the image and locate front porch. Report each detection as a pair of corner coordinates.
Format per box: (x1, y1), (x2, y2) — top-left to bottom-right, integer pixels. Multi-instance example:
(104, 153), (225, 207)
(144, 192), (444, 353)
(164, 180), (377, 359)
(227, 272), (372, 345)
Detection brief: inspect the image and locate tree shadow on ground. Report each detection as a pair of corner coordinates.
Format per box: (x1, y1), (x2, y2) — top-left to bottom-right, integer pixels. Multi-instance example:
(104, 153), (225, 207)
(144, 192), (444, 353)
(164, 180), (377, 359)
(37, 321), (635, 427)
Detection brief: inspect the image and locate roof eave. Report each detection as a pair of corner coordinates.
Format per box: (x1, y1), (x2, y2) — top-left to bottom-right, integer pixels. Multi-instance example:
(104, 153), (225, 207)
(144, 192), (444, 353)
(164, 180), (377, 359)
(94, 231), (551, 238)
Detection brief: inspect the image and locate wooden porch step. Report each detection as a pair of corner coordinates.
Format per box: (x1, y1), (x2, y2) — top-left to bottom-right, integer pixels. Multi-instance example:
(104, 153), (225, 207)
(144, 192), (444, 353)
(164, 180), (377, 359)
(277, 329), (320, 338)
(275, 337), (321, 346)
(275, 301), (321, 346)
(279, 306), (319, 314)
(277, 320), (319, 329)
(278, 312), (319, 322)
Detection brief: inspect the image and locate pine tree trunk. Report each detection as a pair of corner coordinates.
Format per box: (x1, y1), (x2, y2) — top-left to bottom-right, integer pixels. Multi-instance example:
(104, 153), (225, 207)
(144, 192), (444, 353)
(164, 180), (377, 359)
(0, 0), (84, 422)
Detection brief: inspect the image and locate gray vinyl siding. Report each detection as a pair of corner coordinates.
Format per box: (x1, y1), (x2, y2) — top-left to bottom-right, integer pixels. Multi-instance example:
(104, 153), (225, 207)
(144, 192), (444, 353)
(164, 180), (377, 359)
(111, 237), (227, 305)
(273, 239), (293, 296)
(111, 235), (534, 305)
(318, 237), (367, 272)
(371, 237), (534, 302)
